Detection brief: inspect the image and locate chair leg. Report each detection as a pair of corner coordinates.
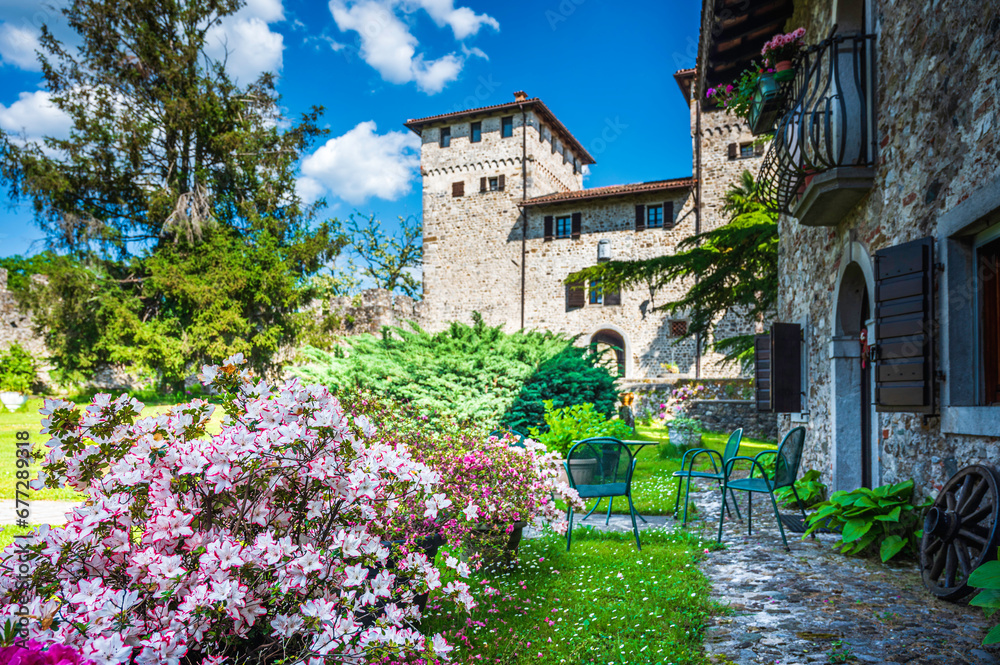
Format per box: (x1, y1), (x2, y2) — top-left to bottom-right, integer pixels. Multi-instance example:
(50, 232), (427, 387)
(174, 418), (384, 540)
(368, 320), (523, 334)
(748, 493), (753, 536)
(730, 488), (743, 521)
(605, 496), (614, 525)
(791, 485), (814, 539)
(627, 493), (641, 551)
(716, 482), (728, 544)
(718, 479), (732, 519)
(767, 491), (790, 551)
(583, 497), (602, 521)
(566, 507), (574, 551)
(673, 475), (683, 519)
(682, 474), (694, 526)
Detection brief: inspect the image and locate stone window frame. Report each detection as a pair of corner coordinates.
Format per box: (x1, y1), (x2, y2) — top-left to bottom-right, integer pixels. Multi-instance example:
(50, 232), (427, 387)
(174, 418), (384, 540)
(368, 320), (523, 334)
(470, 121), (481, 143)
(939, 171), (1000, 436)
(439, 126), (451, 148)
(501, 116), (514, 139)
(555, 215), (572, 239)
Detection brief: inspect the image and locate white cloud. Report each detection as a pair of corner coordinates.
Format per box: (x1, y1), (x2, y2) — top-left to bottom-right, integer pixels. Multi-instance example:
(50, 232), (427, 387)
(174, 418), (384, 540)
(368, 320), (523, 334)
(206, 15), (284, 83)
(329, 0), (497, 94)
(0, 22), (41, 71)
(299, 120), (420, 204)
(0, 90), (72, 144)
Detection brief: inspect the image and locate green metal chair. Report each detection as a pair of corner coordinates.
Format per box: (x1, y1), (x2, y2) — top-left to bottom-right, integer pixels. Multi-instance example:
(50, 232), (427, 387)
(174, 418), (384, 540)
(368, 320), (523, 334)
(488, 428), (526, 448)
(716, 426), (809, 551)
(564, 437), (641, 551)
(671, 428), (744, 526)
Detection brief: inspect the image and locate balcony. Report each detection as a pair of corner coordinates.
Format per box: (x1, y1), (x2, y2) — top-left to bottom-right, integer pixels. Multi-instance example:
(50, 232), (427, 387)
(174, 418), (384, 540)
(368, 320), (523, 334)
(758, 32), (877, 226)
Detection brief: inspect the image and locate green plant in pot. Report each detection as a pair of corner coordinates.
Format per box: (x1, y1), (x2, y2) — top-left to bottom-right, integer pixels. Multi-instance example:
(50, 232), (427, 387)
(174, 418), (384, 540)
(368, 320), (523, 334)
(666, 414), (703, 450)
(0, 343), (37, 411)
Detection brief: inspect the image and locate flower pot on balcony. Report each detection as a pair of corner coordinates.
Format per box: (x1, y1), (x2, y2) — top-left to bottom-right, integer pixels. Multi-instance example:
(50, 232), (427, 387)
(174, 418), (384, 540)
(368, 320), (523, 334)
(774, 61), (796, 82)
(748, 73), (784, 135)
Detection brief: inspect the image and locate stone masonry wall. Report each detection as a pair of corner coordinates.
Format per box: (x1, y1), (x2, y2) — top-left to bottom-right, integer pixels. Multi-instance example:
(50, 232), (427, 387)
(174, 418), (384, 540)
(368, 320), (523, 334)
(313, 288), (424, 335)
(682, 399), (779, 443)
(773, 0), (1000, 498)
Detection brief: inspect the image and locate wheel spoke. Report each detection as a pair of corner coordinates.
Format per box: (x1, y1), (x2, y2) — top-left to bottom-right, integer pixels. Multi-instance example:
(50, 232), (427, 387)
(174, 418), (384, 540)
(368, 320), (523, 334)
(954, 476), (974, 512)
(963, 504), (993, 526)
(945, 544), (958, 588)
(923, 536), (943, 561)
(956, 541), (972, 580)
(946, 489), (958, 512)
(928, 543), (947, 581)
(959, 477), (989, 516)
(959, 527), (988, 547)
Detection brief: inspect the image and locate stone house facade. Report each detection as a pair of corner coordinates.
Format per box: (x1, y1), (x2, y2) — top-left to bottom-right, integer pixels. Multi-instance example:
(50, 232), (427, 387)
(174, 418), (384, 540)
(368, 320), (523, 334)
(695, 0), (1000, 497)
(406, 88), (765, 380)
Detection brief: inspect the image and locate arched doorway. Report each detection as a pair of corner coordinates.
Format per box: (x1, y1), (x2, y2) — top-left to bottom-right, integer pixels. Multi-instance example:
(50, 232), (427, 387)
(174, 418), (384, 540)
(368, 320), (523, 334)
(590, 329), (626, 378)
(831, 246), (878, 491)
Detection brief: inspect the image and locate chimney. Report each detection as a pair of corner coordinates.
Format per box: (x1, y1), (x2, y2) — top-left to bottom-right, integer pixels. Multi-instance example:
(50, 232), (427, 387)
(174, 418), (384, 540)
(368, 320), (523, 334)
(513, 90), (528, 102)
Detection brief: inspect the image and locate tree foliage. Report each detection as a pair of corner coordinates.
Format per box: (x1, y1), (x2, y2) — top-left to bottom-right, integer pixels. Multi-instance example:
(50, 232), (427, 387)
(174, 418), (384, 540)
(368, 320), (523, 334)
(289, 314), (618, 430)
(0, 0), (345, 385)
(347, 212), (422, 299)
(568, 170), (777, 370)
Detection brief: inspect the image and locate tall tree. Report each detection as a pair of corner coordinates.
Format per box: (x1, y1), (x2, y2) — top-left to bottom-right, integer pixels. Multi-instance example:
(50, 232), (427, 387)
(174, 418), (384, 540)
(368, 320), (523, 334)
(568, 170), (777, 370)
(347, 212), (422, 299)
(0, 0), (345, 385)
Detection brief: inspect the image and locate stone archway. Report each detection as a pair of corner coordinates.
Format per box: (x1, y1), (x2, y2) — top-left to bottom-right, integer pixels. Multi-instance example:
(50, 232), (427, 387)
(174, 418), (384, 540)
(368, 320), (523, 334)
(830, 241), (879, 491)
(587, 325), (631, 379)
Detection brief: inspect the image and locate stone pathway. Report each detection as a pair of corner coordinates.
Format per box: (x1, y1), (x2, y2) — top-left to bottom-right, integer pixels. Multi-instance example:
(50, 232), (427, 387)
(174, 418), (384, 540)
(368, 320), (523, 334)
(568, 483), (1000, 665)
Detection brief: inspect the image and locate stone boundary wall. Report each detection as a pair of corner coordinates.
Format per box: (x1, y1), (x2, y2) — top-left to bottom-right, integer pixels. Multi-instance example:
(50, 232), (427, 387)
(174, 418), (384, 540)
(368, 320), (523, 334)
(316, 288), (425, 335)
(679, 399), (778, 443)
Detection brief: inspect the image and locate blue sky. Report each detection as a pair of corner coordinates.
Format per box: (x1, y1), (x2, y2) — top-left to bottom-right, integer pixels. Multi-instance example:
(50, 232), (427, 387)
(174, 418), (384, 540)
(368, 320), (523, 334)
(0, 0), (700, 258)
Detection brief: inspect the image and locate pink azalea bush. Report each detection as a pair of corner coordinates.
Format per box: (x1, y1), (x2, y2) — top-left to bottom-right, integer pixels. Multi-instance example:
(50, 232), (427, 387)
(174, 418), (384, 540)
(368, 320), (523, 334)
(761, 27), (806, 66)
(0, 641), (93, 665)
(1, 355), (476, 664)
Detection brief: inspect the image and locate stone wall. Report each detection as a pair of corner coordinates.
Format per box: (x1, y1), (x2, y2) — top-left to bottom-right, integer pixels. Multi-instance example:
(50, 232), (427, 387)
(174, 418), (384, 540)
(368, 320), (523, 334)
(768, 0), (1000, 498)
(313, 289), (424, 335)
(682, 399), (779, 443)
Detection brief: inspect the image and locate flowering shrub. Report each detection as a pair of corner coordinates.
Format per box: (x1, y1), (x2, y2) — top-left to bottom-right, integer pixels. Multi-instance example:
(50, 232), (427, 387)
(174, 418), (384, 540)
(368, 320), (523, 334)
(527, 401), (634, 457)
(339, 394), (583, 558)
(0, 641), (93, 665)
(761, 27), (806, 67)
(1, 355), (476, 664)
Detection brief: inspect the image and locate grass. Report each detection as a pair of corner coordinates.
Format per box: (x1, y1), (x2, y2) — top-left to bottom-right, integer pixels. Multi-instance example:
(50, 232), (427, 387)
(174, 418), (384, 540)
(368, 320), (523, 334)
(0, 396), (225, 501)
(423, 528), (719, 664)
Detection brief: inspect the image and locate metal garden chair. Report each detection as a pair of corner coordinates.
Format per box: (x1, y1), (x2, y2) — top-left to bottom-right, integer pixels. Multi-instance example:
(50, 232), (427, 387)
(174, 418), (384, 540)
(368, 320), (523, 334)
(564, 437), (641, 551)
(488, 428), (526, 448)
(716, 426), (809, 551)
(671, 428), (744, 526)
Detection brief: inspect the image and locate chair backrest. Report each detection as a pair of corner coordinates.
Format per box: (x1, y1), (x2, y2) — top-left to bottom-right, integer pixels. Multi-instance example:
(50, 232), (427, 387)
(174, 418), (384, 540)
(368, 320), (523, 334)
(722, 428), (744, 463)
(772, 426), (807, 489)
(488, 429), (526, 448)
(566, 437), (634, 488)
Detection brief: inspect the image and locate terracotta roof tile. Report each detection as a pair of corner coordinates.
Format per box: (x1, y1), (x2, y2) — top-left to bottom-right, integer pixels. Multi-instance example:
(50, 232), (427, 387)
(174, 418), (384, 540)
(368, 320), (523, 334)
(404, 97), (595, 165)
(519, 178), (696, 207)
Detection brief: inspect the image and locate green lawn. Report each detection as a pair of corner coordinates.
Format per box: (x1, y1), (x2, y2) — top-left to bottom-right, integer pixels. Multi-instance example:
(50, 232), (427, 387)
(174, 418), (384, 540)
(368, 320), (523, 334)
(425, 528), (718, 664)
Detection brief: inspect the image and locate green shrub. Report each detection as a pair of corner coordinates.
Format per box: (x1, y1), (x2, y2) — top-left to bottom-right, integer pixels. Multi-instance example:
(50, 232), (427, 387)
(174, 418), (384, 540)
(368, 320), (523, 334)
(528, 401), (634, 457)
(804, 480), (929, 562)
(969, 551), (1000, 644)
(0, 343), (38, 393)
(289, 314), (617, 428)
(774, 469), (827, 508)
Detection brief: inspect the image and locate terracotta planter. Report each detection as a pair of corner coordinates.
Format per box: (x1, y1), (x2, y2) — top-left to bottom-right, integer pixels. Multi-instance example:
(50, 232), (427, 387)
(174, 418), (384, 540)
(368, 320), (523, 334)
(0, 391), (26, 413)
(775, 60), (793, 71)
(564, 457), (598, 487)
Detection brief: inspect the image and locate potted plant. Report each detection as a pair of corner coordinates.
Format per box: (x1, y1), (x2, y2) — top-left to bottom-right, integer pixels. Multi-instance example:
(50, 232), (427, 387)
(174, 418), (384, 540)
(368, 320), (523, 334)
(762, 27), (806, 81)
(667, 414), (703, 449)
(0, 343), (37, 412)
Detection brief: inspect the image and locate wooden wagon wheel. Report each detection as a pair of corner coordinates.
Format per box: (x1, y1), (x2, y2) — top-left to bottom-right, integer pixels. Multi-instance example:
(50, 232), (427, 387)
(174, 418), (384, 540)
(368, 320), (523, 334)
(921, 464), (1000, 601)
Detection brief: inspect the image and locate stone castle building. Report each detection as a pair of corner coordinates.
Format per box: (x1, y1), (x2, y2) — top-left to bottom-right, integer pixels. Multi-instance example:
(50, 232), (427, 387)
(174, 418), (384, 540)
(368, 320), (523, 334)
(404, 87), (767, 379)
(693, 0), (1000, 500)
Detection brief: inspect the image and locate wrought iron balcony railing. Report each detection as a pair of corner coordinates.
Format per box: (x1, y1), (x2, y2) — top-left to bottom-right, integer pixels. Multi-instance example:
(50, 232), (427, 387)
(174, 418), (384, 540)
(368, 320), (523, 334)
(757, 31), (877, 222)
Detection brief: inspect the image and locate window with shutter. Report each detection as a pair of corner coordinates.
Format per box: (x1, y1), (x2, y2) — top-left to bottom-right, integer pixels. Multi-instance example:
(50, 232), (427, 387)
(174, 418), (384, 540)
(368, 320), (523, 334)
(480, 177), (487, 193)
(979, 237), (1000, 404)
(498, 174), (505, 191)
(452, 181), (464, 197)
(635, 204), (646, 232)
(571, 212), (582, 239)
(555, 216), (571, 239)
(873, 237), (935, 413)
(470, 121), (481, 143)
(501, 116), (513, 138)
(727, 142), (738, 160)
(544, 215), (554, 241)
(566, 280), (585, 309)
(440, 126), (451, 148)
(754, 323), (802, 412)
(664, 201), (675, 228)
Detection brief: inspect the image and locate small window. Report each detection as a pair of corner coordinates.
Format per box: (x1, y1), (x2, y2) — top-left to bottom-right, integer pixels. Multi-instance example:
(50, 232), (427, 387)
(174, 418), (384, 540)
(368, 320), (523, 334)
(646, 205), (664, 228)
(488, 177), (499, 191)
(589, 280), (603, 305)
(979, 236), (1000, 404)
(452, 181), (464, 197)
(470, 122), (481, 143)
(740, 142), (755, 158)
(501, 116), (513, 138)
(573, 158), (579, 175)
(439, 126), (451, 148)
(555, 215), (572, 239)
(669, 320), (688, 337)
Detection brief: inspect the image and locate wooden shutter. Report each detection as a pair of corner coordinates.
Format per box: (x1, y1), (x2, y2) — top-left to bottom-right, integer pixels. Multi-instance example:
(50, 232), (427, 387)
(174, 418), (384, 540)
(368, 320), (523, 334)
(754, 335), (772, 412)
(873, 237), (935, 413)
(728, 142), (738, 159)
(604, 289), (621, 306)
(755, 141), (765, 156)
(566, 280), (585, 309)
(480, 177), (487, 192)
(755, 323), (801, 412)
(498, 174), (506, 191)
(663, 201), (675, 229)
(452, 181), (464, 197)
(635, 204), (645, 231)
(571, 212), (582, 239)
(543, 215), (553, 241)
